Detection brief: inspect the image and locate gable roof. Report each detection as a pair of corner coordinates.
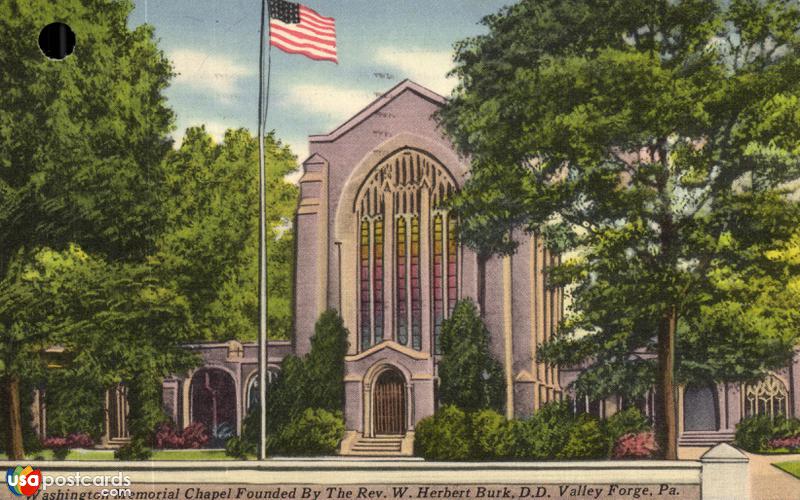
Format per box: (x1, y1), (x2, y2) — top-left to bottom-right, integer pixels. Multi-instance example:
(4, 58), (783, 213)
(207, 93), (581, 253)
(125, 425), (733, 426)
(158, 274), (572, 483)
(308, 79), (446, 144)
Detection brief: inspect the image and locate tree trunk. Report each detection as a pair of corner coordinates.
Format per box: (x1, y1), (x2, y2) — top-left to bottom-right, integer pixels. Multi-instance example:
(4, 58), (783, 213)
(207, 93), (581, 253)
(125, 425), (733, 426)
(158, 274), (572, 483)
(4, 374), (25, 460)
(655, 306), (678, 460)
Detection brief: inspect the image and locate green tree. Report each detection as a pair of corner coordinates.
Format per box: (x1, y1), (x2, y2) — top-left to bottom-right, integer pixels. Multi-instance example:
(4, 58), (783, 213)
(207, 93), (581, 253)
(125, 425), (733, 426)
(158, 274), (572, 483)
(440, 0), (800, 458)
(0, 0), (176, 458)
(157, 127), (298, 341)
(265, 310), (349, 435)
(438, 300), (505, 413)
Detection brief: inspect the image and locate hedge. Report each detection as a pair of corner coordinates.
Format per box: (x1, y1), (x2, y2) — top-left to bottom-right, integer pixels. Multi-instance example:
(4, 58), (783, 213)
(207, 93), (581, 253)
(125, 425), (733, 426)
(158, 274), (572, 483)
(415, 402), (653, 460)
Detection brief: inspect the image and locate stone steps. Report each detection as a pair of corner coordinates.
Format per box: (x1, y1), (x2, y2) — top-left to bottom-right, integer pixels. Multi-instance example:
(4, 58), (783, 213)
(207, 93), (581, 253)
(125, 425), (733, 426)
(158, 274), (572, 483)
(349, 436), (404, 456)
(678, 430), (735, 447)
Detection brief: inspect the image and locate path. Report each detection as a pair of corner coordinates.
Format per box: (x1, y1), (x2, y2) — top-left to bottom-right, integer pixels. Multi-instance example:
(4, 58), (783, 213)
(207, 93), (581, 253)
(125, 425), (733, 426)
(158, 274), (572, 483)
(680, 446), (800, 500)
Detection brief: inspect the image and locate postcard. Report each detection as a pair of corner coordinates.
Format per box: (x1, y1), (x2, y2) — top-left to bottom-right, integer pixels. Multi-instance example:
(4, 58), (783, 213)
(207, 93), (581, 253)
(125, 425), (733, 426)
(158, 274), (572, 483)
(2, 1), (800, 499)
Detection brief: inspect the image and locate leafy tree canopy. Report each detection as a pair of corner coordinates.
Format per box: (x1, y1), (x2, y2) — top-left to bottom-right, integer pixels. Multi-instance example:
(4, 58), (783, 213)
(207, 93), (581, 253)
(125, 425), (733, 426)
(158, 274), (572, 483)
(441, 0), (800, 402)
(156, 127), (298, 341)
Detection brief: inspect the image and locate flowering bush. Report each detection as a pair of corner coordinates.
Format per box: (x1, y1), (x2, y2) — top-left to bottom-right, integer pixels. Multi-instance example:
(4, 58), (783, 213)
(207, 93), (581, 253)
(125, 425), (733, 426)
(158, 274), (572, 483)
(42, 433), (94, 449)
(42, 436), (69, 450)
(612, 432), (659, 459)
(66, 433), (94, 448)
(154, 423), (184, 449)
(154, 422), (209, 449)
(181, 422), (210, 449)
(767, 436), (800, 451)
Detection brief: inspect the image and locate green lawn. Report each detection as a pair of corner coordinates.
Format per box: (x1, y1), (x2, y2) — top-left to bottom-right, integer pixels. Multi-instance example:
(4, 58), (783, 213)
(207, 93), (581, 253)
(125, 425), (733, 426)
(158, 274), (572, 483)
(774, 461), (800, 479)
(0, 449), (236, 461)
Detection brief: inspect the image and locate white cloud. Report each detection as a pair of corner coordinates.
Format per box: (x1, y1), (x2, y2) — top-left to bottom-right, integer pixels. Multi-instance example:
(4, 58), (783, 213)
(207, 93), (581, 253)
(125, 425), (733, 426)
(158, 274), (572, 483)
(170, 119), (239, 148)
(170, 49), (253, 96)
(373, 48), (457, 96)
(279, 84), (376, 127)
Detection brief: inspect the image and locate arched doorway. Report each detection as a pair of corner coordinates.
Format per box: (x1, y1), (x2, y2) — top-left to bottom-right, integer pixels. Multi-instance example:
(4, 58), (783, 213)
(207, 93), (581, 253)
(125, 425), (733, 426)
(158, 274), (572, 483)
(373, 369), (407, 435)
(683, 384), (719, 431)
(190, 369), (237, 444)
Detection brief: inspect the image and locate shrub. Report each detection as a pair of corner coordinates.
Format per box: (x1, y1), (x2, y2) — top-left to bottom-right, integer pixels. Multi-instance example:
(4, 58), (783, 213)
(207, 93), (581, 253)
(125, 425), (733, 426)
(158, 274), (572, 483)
(414, 405), (471, 460)
(180, 422), (210, 449)
(268, 310), (349, 434)
(526, 401), (575, 460)
(767, 436), (800, 451)
(603, 407), (651, 448)
(558, 416), (608, 459)
(612, 432), (659, 459)
(66, 433), (94, 448)
(438, 300), (505, 412)
(154, 423), (184, 449)
(42, 437), (70, 460)
(509, 402), (574, 459)
(114, 437), (152, 460)
(269, 408), (344, 456)
(470, 409), (514, 459)
(225, 436), (256, 460)
(733, 415), (800, 452)
(734, 415), (774, 451)
(773, 417), (800, 439)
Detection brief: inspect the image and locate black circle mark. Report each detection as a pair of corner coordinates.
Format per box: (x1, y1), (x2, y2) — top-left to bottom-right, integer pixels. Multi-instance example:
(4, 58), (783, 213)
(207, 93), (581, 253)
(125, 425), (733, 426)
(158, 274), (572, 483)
(38, 23), (76, 60)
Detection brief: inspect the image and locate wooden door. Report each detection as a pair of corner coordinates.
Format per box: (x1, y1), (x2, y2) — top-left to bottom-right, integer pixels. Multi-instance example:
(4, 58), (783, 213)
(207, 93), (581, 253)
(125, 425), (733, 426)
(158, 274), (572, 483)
(374, 370), (406, 435)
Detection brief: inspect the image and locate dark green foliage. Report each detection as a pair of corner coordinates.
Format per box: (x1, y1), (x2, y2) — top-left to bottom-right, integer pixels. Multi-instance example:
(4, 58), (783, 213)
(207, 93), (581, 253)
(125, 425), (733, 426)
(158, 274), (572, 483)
(235, 311), (349, 455)
(734, 415), (779, 451)
(440, 0), (800, 457)
(508, 402), (574, 460)
(224, 435), (256, 460)
(415, 402), (653, 460)
(126, 375), (169, 444)
(558, 416), (608, 459)
(0, 0), (202, 457)
(603, 407), (651, 448)
(269, 409), (345, 456)
(470, 409), (514, 459)
(734, 415), (800, 452)
(114, 437), (152, 461)
(414, 405), (471, 461)
(268, 310), (349, 433)
(43, 373), (104, 440)
(438, 300), (505, 413)
(304, 310), (350, 411)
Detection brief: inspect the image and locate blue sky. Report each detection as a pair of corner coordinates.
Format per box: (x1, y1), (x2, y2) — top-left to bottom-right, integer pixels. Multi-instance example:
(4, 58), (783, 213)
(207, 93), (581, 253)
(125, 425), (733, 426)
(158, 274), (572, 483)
(129, 0), (509, 164)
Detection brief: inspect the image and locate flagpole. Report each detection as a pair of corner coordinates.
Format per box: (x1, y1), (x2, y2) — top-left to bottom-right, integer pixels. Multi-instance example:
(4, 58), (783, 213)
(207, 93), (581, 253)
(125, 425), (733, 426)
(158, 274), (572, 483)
(257, 0), (271, 462)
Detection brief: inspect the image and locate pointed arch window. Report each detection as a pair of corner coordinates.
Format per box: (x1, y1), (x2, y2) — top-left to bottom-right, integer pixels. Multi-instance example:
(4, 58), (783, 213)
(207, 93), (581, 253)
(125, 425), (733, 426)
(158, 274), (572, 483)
(354, 148), (459, 353)
(744, 374), (788, 419)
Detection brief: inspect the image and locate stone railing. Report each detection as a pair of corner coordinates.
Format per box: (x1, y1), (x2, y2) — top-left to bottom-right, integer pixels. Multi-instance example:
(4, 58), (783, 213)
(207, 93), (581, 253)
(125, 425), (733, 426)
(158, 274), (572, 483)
(1, 444), (750, 500)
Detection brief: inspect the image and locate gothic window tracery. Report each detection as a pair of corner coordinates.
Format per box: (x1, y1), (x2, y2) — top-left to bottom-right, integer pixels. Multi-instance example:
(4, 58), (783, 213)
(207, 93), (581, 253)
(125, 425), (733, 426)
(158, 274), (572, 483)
(354, 148), (459, 353)
(744, 374), (788, 419)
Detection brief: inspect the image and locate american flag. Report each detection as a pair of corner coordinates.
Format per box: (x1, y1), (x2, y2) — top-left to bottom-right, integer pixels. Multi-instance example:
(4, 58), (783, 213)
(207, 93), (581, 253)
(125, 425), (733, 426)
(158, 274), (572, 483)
(269, 0), (337, 63)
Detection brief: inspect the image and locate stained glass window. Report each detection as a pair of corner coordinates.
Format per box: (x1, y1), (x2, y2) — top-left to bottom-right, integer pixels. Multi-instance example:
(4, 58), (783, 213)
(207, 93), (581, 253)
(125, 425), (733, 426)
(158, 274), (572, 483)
(373, 218), (384, 344)
(354, 149), (459, 354)
(396, 217), (408, 345)
(432, 214), (444, 354)
(410, 216), (422, 350)
(447, 213), (458, 316)
(360, 220), (371, 351)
